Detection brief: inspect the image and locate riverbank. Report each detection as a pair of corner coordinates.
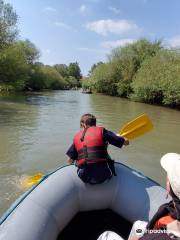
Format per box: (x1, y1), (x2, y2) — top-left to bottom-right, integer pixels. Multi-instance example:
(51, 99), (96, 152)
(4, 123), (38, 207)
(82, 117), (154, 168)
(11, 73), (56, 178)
(0, 85), (79, 93)
(84, 39), (180, 110)
(87, 91), (180, 111)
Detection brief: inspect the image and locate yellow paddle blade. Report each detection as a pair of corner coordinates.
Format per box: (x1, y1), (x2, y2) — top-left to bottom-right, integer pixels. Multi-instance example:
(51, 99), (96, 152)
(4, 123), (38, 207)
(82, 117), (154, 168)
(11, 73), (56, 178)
(21, 173), (44, 188)
(119, 114), (153, 139)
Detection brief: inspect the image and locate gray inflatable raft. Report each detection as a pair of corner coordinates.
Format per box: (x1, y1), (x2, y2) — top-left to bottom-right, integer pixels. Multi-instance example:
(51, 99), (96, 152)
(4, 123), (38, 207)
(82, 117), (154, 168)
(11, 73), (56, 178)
(0, 163), (170, 240)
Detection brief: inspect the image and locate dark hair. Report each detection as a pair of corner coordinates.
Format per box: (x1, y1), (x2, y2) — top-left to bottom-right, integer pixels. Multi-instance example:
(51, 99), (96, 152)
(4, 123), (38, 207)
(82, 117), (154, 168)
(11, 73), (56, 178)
(80, 113), (96, 127)
(170, 185), (180, 220)
(80, 114), (96, 142)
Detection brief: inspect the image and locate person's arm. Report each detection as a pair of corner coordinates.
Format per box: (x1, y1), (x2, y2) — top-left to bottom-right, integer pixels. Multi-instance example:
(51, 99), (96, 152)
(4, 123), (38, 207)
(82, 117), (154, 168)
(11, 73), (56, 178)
(67, 157), (74, 164)
(103, 128), (129, 147)
(66, 144), (78, 164)
(123, 137), (129, 146)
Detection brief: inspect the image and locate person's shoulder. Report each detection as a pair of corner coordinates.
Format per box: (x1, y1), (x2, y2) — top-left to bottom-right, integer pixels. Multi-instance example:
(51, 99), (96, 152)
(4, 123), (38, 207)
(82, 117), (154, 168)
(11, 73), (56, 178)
(95, 126), (106, 132)
(96, 126), (105, 129)
(103, 128), (115, 135)
(94, 126), (105, 133)
(73, 130), (82, 141)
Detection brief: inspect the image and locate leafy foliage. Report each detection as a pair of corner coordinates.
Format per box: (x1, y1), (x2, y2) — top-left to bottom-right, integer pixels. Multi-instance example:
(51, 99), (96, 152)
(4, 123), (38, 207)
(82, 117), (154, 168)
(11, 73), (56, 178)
(88, 62), (104, 76)
(81, 77), (92, 91)
(90, 63), (120, 95)
(110, 39), (162, 97)
(131, 50), (180, 107)
(86, 39), (180, 108)
(16, 40), (40, 64)
(68, 62), (82, 85)
(87, 39), (162, 97)
(26, 65), (67, 90)
(54, 64), (68, 78)
(0, 0), (18, 49)
(0, 43), (29, 90)
(0, 1), (82, 92)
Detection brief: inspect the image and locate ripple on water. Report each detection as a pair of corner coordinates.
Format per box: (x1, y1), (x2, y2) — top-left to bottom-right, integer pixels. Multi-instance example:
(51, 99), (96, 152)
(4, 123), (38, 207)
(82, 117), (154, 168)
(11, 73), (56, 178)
(0, 174), (26, 217)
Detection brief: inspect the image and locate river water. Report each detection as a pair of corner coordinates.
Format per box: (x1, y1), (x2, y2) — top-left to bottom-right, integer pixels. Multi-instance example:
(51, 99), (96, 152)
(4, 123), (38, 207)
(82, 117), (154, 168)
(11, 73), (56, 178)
(0, 90), (180, 216)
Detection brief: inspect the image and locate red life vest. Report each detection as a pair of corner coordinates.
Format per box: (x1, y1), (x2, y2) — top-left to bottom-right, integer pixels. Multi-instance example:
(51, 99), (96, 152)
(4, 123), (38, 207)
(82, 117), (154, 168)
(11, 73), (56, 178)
(154, 215), (175, 230)
(74, 126), (108, 166)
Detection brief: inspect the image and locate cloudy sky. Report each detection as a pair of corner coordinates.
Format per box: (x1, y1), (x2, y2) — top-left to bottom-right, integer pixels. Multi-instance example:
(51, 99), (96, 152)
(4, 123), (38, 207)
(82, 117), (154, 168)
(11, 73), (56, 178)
(6, 0), (180, 75)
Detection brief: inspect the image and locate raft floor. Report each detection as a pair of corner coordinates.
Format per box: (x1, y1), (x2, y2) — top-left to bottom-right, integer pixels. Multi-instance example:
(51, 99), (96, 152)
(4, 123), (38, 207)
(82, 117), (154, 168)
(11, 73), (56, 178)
(58, 209), (132, 240)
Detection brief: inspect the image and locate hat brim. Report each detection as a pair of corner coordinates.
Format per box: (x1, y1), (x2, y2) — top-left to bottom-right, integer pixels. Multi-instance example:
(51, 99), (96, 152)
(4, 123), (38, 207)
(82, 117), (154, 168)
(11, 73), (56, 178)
(160, 153), (180, 174)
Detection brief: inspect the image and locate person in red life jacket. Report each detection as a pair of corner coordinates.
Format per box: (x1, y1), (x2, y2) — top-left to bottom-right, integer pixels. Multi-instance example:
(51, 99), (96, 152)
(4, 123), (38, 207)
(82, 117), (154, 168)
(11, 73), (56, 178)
(145, 153), (180, 237)
(100, 153), (180, 240)
(129, 153), (180, 240)
(66, 113), (129, 184)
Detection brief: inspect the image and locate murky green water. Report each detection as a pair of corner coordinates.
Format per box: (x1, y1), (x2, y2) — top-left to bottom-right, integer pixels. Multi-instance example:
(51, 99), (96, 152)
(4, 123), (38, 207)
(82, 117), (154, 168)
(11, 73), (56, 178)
(0, 90), (180, 216)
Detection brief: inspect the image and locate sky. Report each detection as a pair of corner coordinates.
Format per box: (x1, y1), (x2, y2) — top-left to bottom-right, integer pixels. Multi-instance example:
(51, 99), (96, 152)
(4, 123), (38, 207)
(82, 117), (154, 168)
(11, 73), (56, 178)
(6, 0), (180, 75)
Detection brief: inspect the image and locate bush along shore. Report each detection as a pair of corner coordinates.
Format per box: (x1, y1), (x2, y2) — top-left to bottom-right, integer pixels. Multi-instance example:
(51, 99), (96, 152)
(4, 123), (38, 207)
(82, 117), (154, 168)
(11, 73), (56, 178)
(82, 39), (180, 110)
(0, 1), (82, 92)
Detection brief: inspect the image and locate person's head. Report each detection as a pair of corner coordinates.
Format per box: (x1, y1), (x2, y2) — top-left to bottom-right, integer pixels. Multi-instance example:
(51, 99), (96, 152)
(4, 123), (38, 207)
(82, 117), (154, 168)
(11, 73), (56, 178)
(80, 113), (96, 129)
(160, 153), (180, 200)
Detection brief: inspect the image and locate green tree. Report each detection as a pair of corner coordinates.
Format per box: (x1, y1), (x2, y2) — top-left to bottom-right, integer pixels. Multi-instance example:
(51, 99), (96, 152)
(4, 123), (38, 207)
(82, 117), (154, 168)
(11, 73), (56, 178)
(41, 65), (66, 90)
(91, 63), (120, 95)
(65, 76), (79, 88)
(110, 39), (162, 97)
(27, 65), (66, 90)
(0, 0), (18, 49)
(0, 40), (40, 91)
(68, 62), (82, 82)
(26, 64), (46, 90)
(0, 43), (29, 91)
(54, 64), (68, 78)
(131, 50), (180, 107)
(16, 40), (40, 64)
(88, 62), (104, 76)
(81, 77), (93, 91)
(89, 39), (162, 97)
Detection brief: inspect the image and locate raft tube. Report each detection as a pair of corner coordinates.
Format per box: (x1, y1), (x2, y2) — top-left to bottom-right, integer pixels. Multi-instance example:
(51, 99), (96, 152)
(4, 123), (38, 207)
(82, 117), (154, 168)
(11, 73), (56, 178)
(0, 163), (170, 240)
